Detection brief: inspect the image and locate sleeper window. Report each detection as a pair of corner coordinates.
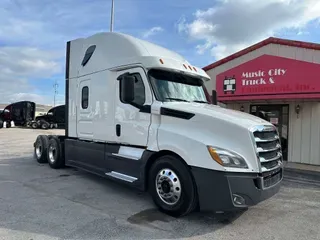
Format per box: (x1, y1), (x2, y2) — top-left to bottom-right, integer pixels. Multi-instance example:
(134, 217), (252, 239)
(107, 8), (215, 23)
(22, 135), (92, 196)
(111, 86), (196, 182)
(81, 45), (96, 66)
(82, 86), (89, 109)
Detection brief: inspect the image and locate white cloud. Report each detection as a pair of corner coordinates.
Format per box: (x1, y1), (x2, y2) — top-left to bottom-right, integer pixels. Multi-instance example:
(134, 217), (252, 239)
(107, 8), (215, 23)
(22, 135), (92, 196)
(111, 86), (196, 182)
(0, 0), (140, 49)
(297, 30), (310, 36)
(0, 0), (139, 105)
(143, 26), (164, 38)
(177, 0), (320, 60)
(0, 47), (62, 77)
(0, 46), (62, 104)
(8, 93), (46, 104)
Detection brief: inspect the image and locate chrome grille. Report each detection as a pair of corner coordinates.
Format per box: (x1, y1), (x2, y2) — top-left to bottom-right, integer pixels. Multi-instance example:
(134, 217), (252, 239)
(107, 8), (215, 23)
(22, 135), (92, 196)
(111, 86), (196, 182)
(259, 150), (278, 160)
(254, 131), (276, 140)
(262, 160), (279, 169)
(251, 125), (282, 173)
(257, 141), (278, 150)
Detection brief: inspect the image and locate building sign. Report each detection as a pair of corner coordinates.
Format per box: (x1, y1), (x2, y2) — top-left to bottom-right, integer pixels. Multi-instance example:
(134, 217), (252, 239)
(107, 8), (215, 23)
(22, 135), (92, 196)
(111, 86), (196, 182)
(216, 54), (320, 101)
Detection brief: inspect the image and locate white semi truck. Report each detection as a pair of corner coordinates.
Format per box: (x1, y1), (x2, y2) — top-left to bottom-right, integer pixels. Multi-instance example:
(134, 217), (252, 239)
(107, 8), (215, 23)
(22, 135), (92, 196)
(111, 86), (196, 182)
(34, 32), (283, 217)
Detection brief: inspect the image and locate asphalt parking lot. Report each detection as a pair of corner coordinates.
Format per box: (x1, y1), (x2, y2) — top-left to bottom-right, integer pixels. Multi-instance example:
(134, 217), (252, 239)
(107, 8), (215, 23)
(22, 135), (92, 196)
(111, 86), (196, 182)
(0, 128), (320, 240)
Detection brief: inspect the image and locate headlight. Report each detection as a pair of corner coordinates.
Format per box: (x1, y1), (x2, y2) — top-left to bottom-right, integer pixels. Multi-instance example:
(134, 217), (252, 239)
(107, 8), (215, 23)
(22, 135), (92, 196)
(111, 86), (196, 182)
(207, 146), (248, 169)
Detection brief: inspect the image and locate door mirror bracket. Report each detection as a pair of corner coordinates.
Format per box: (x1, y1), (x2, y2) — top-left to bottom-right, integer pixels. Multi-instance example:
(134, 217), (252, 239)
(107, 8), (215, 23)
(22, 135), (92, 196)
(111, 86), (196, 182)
(212, 90), (217, 105)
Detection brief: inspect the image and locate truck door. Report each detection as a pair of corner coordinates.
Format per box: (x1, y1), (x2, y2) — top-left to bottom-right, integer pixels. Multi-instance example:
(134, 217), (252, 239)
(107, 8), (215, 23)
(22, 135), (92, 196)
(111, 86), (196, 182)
(106, 67), (153, 182)
(114, 67), (152, 147)
(76, 78), (93, 139)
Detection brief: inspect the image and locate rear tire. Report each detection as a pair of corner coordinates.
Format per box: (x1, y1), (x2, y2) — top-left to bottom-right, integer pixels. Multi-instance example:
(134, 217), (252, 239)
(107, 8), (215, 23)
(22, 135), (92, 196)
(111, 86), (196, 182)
(34, 135), (49, 163)
(47, 137), (65, 169)
(41, 121), (49, 129)
(31, 122), (38, 129)
(148, 155), (198, 217)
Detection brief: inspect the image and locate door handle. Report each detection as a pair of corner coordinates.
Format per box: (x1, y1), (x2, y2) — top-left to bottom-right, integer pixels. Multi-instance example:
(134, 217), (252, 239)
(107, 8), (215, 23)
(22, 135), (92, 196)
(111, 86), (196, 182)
(116, 124), (121, 137)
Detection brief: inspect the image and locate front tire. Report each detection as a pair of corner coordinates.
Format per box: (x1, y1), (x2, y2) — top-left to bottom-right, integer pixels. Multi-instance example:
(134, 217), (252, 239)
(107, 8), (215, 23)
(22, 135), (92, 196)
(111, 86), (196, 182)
(148, 155), (198, 217)
(47, 137), (65, 169)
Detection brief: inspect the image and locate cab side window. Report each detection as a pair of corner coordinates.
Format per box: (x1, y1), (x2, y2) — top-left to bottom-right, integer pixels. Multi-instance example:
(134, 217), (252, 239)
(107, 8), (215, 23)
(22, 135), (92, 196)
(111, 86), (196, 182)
(132, 74), (145, 106)
(120, 73), (145, 106)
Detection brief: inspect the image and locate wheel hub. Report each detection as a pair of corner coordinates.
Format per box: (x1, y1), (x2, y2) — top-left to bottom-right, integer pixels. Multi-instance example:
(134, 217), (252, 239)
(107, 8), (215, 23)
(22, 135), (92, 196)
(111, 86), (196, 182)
(161, 181), (171, 193)
(155, 168), (181, 205)
(48, 146), (56, 163)
(36, 144), (42, 158)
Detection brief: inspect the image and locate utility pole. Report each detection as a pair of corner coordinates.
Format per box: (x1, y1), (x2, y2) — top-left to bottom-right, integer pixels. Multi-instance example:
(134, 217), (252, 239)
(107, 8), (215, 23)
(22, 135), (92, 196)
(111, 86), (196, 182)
(110, 0), (114, 32)
(53, 80), (58, 107)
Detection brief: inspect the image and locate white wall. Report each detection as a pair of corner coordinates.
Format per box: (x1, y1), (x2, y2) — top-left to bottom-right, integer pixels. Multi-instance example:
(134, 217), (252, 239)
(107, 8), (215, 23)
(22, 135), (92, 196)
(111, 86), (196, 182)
(225, 101), (320, 166)
(288, 102), (320, 166)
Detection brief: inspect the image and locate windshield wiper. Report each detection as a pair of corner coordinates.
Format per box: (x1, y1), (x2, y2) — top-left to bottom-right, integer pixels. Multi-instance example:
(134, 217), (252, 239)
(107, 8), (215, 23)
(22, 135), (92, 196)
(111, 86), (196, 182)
(165, 98), (189, 102)
(193, 100), (209, 104)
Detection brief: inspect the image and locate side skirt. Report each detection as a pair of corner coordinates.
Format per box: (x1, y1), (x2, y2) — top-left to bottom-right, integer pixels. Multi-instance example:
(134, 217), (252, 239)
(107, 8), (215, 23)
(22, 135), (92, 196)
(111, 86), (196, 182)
(63, 138), (154, 191)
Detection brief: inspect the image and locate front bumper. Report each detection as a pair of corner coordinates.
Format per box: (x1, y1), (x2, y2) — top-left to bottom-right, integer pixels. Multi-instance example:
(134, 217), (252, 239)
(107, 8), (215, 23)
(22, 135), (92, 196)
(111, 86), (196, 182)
(191, 166), (283, 212)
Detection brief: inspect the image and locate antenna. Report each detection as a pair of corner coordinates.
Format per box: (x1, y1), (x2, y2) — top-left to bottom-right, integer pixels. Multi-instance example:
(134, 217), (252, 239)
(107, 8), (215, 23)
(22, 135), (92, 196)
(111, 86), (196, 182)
(110, 0), (114, 32)
(53, 80), (59, 107)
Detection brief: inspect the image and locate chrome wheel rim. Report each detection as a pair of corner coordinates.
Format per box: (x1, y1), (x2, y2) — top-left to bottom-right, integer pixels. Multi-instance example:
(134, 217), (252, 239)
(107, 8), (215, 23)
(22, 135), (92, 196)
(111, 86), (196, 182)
(36, 144), (42, 158)
(48, 145), (56, 163)
(155, 168), (181, 205)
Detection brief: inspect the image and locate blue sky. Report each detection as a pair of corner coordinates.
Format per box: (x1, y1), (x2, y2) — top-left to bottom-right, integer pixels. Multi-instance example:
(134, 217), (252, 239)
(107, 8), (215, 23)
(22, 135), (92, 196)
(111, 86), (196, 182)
(1, 0), (320, 105)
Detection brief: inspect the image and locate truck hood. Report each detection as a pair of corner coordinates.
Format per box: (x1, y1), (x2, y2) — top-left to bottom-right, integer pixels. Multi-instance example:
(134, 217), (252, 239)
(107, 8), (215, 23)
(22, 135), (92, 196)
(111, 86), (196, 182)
(162, 102), (272, 129)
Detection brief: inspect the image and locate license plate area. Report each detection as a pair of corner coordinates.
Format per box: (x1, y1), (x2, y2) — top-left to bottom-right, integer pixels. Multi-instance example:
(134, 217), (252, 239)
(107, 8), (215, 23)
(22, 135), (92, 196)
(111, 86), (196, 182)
(263, 169), (282, 188)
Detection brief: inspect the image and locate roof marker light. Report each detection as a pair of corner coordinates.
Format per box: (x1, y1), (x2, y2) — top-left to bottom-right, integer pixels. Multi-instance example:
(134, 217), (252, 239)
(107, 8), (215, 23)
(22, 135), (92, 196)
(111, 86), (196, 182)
(159, 59), (164, 64)
(188, 65), (193, 70)
(193, 66), (197, 72)
(183, 64), (187, 69)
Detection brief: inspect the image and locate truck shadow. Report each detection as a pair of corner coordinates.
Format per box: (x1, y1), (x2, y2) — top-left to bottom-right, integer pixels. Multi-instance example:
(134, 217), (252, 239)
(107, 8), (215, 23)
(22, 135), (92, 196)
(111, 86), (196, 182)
(68, 168), (247, 238)
(5, 126), (65, 131)
(0, 157), (246, 239)
(127, 208), (246, 238)
(128, 207), (245, 224)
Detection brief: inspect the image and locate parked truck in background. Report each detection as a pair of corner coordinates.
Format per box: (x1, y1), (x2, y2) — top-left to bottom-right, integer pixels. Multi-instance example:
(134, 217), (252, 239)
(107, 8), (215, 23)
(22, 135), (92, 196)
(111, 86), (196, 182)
(0, 109), (7, 128)
(33, 32), (283, 217)
(0, 101), (36, 128)
(34, 105), (65, 129)
(0, 101), (64, 130)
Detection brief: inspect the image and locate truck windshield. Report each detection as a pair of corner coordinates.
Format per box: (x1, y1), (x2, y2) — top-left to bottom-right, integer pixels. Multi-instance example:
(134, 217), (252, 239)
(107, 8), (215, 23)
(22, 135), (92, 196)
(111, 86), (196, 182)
(148, 69), (209, 103)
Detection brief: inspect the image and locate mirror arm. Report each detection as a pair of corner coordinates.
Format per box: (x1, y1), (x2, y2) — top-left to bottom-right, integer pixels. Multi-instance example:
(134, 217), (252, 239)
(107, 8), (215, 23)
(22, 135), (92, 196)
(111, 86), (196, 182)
(128, 102), (150, 113)
(116, 72), (131, 80)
